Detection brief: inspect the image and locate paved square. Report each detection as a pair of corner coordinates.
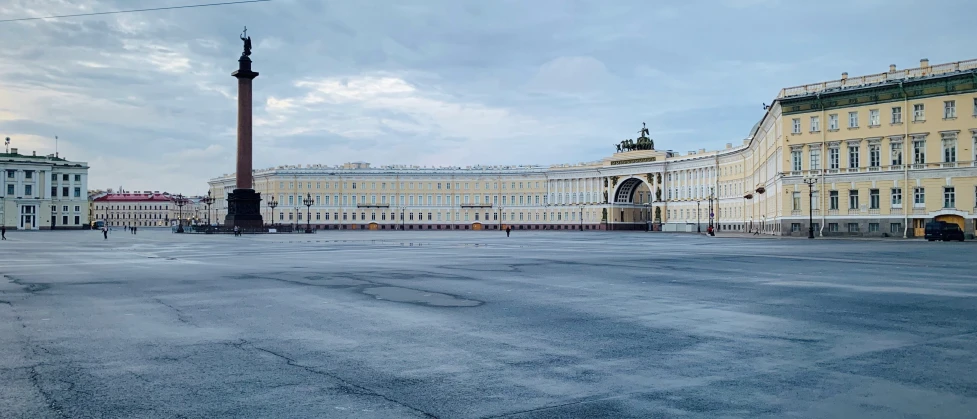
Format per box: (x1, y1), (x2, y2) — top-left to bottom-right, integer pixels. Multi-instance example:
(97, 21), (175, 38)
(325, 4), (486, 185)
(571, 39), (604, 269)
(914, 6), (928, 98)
(1, 230), (976, 418)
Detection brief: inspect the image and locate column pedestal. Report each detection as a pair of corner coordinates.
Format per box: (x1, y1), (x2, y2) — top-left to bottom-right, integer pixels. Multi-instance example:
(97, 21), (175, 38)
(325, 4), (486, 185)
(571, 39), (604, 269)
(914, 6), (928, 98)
(225, 188), (263, 228)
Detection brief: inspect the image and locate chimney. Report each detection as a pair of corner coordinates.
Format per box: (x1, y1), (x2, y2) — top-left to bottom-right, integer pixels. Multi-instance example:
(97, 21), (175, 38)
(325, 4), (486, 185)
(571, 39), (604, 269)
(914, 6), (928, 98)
(688, 150), (695, 155)
(841, 72), (848, 81)
(726, 143), (733, 149)
(920, 58), (930, 68)
(889, 64), (897, 73)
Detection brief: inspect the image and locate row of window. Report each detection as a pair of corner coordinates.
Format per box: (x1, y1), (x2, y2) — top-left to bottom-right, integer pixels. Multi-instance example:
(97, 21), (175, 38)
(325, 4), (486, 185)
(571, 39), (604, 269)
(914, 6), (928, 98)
(273, 210), (596, 222)
(52, 205), (82, 213)
(96, 205), (171, 210)
(5, 184), (82, 197)
(276, 180), (558, 191)
(790, 186), (968, 211)
(274, 193), (567, 207)
(4, 171), (82, 182)
(101, 214), (169, 220)
(791, 99), (976, 134)
(790, 137), (974, 171)
(791, 222), (904, 234)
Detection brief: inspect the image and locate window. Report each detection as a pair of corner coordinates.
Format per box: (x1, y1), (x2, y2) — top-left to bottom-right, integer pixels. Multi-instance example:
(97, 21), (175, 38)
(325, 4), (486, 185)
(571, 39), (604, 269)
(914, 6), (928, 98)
(892, 106), (902, 124)
(891, 142), (903, 165)
(62, 187), (69, 197)
(944, 187), (955, 208)
(792, 192), (801, 211)
(810, 116), (820, 132)
(791, 150), (802, 171)
(24, 185), (32, 196)
(828, 114), (839, 130)
(24, 171), (32, 179)
(810, 149), (821, 170)
(891, 188), (902, 207)
(913, 139), (926, 164)
(829, 223), (839, 232)
(791, 223), (801, 232)
(74, 216), (79, 225)
(973, 98), (977, 116)
(828, 148), (840, 169)
(811, 191), (819, 210)
(848, 223), (859, 233)
(848, 111), (858, 128)
(848, 145), (859, 168)
(943, 138), (957, 162)
(869, 109), (880, 126)
(792, 118), (801, 134)
(914, 187), (925, 207)
(869, 144), (880, 167)
(944, 100), (956, 119)
(74, 187), (81, 198)
(913, 104), (925, 121)
(870, 189), (879, 209)
(829, 191), (839, 210)
(891, 223), (903, 234)
(51, 187), (57, 197)
(62, 215), (68, 225)
(849, 190), (859, 210)
(869, 223), (880, 233)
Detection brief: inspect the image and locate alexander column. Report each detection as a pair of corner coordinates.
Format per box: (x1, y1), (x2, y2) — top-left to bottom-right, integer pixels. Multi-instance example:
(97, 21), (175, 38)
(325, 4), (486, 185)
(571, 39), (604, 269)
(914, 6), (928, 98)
(224, 27), (263, 228)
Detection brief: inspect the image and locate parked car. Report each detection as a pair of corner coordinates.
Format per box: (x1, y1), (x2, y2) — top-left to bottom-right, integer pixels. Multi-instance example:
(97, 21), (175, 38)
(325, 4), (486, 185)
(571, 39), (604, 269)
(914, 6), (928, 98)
(924, 221), (965, 242)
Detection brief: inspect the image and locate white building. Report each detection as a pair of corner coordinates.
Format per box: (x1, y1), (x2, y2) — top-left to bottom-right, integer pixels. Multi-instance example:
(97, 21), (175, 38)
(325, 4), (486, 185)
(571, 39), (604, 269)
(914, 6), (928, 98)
(1, 148), (89, 230)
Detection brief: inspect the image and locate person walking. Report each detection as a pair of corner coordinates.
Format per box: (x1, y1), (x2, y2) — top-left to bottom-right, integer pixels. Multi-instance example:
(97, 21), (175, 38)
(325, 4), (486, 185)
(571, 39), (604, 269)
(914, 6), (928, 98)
(505, 226), (511, 237)
(1, 225), (6, 240)
(103, 226), (108, 240)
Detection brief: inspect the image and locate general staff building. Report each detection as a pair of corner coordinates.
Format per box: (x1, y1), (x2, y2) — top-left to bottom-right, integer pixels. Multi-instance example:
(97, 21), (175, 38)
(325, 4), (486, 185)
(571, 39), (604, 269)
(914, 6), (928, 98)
(209, 58), (977, 237)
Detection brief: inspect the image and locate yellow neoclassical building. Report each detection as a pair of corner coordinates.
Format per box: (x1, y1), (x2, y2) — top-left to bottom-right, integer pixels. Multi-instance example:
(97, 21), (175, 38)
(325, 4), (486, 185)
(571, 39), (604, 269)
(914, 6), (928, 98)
(208, 58), (977, 237)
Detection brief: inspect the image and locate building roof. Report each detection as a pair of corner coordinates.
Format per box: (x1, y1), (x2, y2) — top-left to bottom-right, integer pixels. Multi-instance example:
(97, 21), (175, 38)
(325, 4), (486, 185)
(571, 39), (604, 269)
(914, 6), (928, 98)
(93, 193), (175, 202)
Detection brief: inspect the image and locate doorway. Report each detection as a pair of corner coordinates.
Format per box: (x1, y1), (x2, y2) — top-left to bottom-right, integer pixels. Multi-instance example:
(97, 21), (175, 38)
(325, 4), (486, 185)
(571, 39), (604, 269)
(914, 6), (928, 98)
(20, 205), (37, 230)
(912, 218), (925, 237)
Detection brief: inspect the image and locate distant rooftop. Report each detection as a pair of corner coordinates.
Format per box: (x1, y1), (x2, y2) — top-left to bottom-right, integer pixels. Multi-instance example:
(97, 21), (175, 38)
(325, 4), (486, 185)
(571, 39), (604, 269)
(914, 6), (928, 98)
(93, 193), (175, 202)
(778, 58), (977, 99)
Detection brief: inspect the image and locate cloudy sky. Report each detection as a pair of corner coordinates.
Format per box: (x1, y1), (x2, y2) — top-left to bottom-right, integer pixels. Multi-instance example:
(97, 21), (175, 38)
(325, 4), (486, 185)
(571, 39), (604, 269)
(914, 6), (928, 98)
(1, 0), (974, 194)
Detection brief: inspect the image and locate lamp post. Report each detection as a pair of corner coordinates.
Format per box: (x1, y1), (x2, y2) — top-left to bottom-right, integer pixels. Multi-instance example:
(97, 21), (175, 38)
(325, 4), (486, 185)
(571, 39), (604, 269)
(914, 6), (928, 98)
(267, 197), (278, 227)
(174, 194), (187, 233)
(401, 206), (406, 230)
(803, 177), (818, 239)
(201, 190), (215, 226)
(579, 205), (584, 231)
(696, 200), (701, 233)
(708, 187), (715, 236)
(498, 206), (504, 230)
(303, 193), (313, 233)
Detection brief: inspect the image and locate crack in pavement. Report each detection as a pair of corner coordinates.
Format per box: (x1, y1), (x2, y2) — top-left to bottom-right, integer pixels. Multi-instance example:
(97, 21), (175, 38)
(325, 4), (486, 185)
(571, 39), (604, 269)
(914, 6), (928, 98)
(226, 341), (438, 418)
(28, 364), (68, 419)
(154, 297), (195, 326)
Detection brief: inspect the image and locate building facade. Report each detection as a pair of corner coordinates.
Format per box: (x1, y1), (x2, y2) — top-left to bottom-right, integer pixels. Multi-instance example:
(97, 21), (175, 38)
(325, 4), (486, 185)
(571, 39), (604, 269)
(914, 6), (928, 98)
(208, 58), (977, 237)
(1, 149), (89, 230)
(92, 192), (204, 228)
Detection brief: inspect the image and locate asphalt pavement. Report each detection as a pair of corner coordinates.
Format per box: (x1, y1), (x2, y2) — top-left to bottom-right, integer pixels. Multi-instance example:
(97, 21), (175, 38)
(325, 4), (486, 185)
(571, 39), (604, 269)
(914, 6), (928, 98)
(1, 229), (975, 418)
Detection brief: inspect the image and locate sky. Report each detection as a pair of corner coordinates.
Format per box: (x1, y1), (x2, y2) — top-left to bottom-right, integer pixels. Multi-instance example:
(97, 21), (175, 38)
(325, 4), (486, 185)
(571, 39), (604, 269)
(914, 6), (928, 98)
(1, 0), (975, 195)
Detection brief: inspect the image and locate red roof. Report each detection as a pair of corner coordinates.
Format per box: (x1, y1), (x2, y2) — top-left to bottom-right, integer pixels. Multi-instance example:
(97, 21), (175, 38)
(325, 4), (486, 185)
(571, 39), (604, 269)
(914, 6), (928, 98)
(93, 193), (174, 202)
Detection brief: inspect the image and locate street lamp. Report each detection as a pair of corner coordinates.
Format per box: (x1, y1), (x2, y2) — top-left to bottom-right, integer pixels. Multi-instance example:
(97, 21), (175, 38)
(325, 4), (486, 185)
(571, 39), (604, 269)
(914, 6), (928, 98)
(803, 177), (818, 239)
(708, 187), (715, 236)
(267, 197), (278, 227)
(579, 205), (584, 231)
(696, 200), (701, 233)
(400, 206), (406, 230)
(201, 190), (215, 226)
(303, 193), (314, 233)
(174, 194), (187, 233)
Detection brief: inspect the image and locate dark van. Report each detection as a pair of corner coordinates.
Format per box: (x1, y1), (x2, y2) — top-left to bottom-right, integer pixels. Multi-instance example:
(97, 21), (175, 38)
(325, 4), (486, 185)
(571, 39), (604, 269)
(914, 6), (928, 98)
(924, 221), (965, 242)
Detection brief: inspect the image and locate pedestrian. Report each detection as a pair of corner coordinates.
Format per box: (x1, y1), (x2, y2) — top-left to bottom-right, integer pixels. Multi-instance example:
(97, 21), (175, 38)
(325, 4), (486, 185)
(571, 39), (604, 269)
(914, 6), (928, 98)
(1, 225), (6, 240)
(133, 226), (137, 235)
(505, 226), (511, 237)
(103, 227), (108, 240)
